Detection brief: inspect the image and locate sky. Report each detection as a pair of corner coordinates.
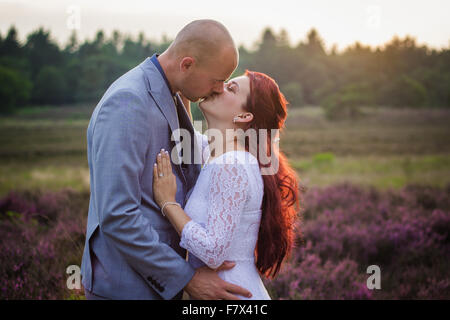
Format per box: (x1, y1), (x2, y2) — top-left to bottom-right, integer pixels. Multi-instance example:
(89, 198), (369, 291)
(1, 0), (449, 51)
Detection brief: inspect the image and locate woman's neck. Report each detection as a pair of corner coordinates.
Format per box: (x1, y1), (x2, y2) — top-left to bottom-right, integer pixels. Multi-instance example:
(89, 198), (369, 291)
(205, 121), (246, 160)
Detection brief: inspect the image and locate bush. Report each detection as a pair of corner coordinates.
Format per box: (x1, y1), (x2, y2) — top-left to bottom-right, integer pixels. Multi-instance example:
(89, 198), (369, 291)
(321, 83), (373, 120)
(1, 184), (448, 299)
(0, 65), (32, 113)
(281, 82), (304, 107)
(264, 183), (450, 299)
(378, 75), (428, 108)
(32, 66), (68, 104)
(0, 189), (88, 299)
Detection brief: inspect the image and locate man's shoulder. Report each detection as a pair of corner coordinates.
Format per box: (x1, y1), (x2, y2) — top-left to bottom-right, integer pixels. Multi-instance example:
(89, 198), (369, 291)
(94, 62), (155, 112)
(104, 64), (148, 99)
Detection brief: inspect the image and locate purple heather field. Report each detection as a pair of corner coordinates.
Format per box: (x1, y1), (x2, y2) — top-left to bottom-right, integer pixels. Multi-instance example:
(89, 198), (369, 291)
(1, 182), (449, 299)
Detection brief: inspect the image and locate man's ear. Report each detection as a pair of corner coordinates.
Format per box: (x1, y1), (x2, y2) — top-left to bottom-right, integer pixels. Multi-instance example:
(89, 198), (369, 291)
(180, 57), (195, 73)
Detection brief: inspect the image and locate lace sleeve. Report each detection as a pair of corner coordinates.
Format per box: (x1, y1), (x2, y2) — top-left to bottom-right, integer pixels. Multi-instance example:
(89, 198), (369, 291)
(179, 161), (249, 269)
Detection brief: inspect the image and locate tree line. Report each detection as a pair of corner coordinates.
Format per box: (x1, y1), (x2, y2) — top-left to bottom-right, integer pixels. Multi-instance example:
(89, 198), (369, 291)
(1, 26), (449, 116)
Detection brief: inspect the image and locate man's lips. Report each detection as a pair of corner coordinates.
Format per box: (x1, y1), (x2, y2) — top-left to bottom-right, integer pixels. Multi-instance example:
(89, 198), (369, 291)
(200, 93), (219, 102)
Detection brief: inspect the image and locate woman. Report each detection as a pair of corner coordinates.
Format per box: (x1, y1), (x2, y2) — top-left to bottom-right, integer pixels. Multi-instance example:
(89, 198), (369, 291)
(153, 70), (300, 299)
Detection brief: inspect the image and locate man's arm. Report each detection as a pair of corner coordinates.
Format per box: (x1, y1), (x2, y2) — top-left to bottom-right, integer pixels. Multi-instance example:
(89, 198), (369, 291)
(92, 89), (195, 299)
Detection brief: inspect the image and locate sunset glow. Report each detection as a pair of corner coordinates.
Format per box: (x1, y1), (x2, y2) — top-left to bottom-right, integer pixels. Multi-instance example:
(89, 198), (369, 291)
(0, 0), (449, 50)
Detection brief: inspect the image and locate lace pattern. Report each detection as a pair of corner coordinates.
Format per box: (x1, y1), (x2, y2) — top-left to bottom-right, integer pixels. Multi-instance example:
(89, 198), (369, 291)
(180, 161), (249, 269)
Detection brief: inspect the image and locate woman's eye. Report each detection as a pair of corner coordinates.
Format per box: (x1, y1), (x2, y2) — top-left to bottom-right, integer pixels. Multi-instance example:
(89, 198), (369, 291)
(227, 85), (236, 93)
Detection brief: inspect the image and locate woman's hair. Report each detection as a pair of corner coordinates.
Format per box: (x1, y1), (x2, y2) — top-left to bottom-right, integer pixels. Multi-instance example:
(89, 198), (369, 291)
(241, 70), (301, 279)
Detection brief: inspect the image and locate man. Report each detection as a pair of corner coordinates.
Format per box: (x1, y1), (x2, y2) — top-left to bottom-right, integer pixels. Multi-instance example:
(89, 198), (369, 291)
(81, 19), (252, 300)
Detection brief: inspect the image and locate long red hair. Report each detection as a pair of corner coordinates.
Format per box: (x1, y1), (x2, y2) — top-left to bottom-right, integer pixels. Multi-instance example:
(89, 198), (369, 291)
(242, 70), (301, 278)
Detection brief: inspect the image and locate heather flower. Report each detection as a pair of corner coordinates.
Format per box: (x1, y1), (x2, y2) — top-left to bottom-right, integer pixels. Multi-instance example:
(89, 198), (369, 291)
(265, 183), (450, 299)
(0, 183), (448, 299)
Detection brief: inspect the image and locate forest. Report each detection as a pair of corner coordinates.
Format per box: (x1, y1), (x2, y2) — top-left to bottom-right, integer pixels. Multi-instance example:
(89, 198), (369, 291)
(1, 26), (449, 117)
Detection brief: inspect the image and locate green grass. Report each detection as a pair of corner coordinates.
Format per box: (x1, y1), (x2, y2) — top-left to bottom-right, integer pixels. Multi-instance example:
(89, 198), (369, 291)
(282, 107), (450, 157)
(280, 106), (450, 190)
(1, 104), (449, 196)
(290, 154), (450, 190)
(0, 162), (89, 196)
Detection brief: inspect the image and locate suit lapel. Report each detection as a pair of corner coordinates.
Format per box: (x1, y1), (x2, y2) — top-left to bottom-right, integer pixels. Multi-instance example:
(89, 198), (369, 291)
(174, 93), (194, 135)
(174, 93), (201, 190)
(140, 58), (201, 191)
(141, 58), (180, 134)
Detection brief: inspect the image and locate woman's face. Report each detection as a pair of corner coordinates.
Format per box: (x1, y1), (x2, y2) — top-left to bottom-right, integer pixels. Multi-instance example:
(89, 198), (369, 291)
(199, 75), (251, 125)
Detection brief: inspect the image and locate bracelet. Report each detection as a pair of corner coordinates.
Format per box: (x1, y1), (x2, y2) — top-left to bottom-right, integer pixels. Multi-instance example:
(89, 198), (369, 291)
(160, 201), (181, 217)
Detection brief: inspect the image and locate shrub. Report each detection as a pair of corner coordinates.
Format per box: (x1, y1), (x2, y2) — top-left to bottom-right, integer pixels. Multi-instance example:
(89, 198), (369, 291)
(1, 184), (448, 299)
(0, 65), (32, 113)
(264, 183), (450, 299)
(282, 82), (304, 107)
(0, 189), (88, 299)
(321, 83), (373, 120)
(32, 66), (68, 104)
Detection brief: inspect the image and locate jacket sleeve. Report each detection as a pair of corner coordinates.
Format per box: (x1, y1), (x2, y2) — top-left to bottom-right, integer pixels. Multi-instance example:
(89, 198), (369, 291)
(92, 89), (195, 299)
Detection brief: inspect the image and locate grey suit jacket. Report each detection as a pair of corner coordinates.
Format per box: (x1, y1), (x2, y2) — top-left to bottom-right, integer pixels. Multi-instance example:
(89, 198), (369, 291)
(80, 57), (201, 299)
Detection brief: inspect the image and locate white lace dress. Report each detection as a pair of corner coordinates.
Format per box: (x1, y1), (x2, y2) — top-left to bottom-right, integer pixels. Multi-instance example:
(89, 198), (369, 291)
(180, 131), (271, 300)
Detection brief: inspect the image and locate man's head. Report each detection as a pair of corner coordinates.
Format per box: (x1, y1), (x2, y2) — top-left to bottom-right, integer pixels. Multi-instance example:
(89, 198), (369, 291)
(163, 19), (238, 102)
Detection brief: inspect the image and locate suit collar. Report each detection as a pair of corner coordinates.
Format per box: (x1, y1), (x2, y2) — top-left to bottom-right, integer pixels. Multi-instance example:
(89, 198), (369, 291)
(139, 57), (179, 134)
(139, 57), (200, 185)
(174, 93), (194, 135)
(150, 53), (174, 95)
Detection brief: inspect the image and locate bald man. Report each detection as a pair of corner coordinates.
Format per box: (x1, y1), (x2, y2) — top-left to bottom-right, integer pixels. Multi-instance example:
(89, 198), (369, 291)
(81, 20), (252, 300)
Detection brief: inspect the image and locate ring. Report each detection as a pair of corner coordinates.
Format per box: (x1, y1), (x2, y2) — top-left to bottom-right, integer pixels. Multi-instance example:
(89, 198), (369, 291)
(159, 173), (164, 177)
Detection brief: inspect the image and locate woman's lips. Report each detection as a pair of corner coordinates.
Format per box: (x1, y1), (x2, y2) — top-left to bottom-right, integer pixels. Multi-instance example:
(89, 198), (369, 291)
(200, 93), (219, 104)
(207, 93), (219, 101)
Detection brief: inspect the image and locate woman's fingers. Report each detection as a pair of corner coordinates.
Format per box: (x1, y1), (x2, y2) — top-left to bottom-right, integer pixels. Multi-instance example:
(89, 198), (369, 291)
(165, 151), (172, 175)
(153, 162), (158, 180)
(156, 151), (163, 177)
(162, 151), (168, 176)
(155, 149), (173, 179)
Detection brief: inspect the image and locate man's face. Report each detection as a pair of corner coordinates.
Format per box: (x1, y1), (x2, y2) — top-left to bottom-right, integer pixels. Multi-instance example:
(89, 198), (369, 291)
(179, 49), (238, 102)
(198, 75), (251, 124)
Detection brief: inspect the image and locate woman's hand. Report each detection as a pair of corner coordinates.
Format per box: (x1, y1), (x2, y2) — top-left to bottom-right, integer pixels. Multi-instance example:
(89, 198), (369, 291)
(153, 149), (177, 208)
